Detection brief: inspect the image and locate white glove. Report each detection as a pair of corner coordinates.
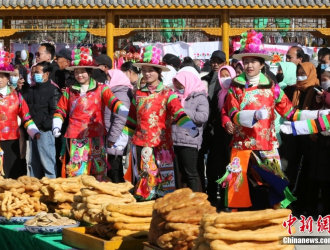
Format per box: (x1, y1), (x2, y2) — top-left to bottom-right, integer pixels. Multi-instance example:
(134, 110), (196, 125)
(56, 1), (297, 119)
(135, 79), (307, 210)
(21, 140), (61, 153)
(319, 110), (330, 117)
(52, 128), (61, 138)
(280, 121), (293, 134)
(255, 107), (268, 120)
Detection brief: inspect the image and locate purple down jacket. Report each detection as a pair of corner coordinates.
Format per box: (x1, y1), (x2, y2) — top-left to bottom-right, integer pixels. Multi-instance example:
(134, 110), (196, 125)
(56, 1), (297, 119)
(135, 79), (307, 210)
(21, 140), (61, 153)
(171, 91), (209, 150)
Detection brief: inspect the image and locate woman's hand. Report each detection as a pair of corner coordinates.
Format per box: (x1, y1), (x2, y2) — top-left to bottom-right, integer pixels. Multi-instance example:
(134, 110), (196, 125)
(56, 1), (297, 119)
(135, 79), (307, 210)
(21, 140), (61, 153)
(16, 78), (24, 90)
(225, 121), (235, 134)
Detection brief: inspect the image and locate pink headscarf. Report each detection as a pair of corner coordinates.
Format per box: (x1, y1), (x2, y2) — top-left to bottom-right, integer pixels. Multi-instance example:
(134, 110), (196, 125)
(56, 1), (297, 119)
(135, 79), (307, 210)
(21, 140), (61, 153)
(107, 69), (133, 89)
(217, 65), (236, 111)
(173, 71), (208, 107)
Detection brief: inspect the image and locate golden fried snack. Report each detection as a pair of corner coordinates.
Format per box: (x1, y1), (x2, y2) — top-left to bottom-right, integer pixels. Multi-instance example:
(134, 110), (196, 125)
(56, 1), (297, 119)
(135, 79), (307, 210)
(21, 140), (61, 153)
(106, 204), (153, 217)
(110, 236), (136, 241)
(60, 182), (83, 193)
(116, 230), (149, 238)
(0, 179), (24, 190)
(165, 222), (199, 234)
(17, 176), (42, 191)
(214, 217), (284, 230)
(55, 209), (72, 217)
(157, 230), (195, 249)
(53, 191), (74, 203)
(113, 222), (150, 231)
(154, 188), (193, 210)
(204, 225), (295, 242)
(198, 242), (211, 250)
(148, 211), (171, 245)
(81, 188), (103, 197)
(87, 203), (102, 209)
(57, 202), (73, 210)
(164, 205), (217, 224)
(106, 214), (152, 223)
(83, 213), (98, 224)
(210, 240), (294, 250)
(214, 209), (291, 224)
(26, 190), (43, 198)
(85, 194), (134, 205)
(88, 208), (102, 215)
(81, 175), (133, 197)
(40, 176), (82, 185)
(1, 190), (12, 212)
(159, 192), (208, 214)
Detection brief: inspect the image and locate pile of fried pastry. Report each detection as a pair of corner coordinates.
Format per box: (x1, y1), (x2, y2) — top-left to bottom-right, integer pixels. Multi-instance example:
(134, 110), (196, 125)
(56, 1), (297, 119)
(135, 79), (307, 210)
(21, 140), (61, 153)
(193, 209), (295, 250)
(0, 176), (48, 220)
(149, 188), (217, 250)
(39, 175), (85, 217)
(86, 201), (154, 241)
(25, 212), (77, 227)
(72, 175), (135, 224)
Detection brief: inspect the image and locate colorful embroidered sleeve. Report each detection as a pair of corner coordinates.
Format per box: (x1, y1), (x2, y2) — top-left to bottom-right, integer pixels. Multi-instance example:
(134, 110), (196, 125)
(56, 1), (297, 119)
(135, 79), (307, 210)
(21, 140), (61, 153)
(226, 88), (242, 126)
(101, 86), (129, 118)
(289, 115), (330, 136)
(167, 93), (193, 127)
(54, 88), (69, 122)
(17, 93), (39, 137)
(122, 98), (137, 137)
(274, 87), (298, 121)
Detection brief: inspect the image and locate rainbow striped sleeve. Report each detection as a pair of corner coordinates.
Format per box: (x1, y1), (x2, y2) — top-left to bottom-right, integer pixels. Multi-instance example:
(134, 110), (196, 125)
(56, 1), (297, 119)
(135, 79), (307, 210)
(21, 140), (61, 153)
(102, 86), (124, 114)
(308, 115), (330, 134)
(167, 94), (192, 126)
(274, 89), (298, 121)
(123, 98), (137, 137)
(17, 94), (36, 129)
(232, 112), (241, 126)
(54, 90), (69, 121)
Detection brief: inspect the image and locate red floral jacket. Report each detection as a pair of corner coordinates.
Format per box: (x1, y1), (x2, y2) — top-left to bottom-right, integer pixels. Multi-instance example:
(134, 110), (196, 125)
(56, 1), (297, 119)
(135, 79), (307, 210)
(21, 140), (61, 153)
(0, 87), (36, 140)
(123, 82), (193, 148)
(54, 80), (124, 139)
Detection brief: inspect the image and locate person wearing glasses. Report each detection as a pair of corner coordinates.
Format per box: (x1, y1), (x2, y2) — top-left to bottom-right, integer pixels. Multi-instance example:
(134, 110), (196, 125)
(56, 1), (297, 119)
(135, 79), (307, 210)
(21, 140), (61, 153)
(36, 43), (65, 89)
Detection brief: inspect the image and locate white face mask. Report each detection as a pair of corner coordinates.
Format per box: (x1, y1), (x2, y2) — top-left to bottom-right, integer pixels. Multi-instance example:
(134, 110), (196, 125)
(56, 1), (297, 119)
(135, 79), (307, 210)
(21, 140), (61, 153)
(177, 89), (184, 94)
(297, 76), (307, 81)
(321, 80), (330, 91)
(220, 77), (232, 89)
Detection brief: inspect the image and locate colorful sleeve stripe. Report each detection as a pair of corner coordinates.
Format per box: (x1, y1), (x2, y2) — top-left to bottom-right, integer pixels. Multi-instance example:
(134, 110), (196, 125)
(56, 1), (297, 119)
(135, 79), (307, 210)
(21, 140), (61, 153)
(233, 112), (240, 126)
(127, 116), (137, 125)
(173, 108), (185, 120)
(56, 106), (67, 116)
(107, 96), (123, 114)
(275, 90), (284, 104)
(123, 126), (134, 137)
(167, 94), (178, 104)
(284, 107), (297, 120)
(54, 113), (64, 122)
(63, 90), (69, 99)
(229, 107), (238, 118)
(22, 113), (32, 122)
(318, 115), (330, 131)
(23, 119), (34, 129)
(307, 120), (318, 134)
(292, 110), (302, 121)
(177, 115), (190, 126)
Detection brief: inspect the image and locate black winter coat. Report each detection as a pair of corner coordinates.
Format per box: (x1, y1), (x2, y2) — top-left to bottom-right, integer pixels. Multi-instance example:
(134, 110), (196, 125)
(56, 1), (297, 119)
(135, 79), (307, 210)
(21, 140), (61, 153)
(23, 80), (62, 131)
(50, 61), (66, 89)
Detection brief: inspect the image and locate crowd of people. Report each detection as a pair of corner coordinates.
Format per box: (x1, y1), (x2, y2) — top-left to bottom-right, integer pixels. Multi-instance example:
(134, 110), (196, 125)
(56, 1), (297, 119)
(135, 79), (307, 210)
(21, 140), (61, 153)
(1, 30), (330, 218)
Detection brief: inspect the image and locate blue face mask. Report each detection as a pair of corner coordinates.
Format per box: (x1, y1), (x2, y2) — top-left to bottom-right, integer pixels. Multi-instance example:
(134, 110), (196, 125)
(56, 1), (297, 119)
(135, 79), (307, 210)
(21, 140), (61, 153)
(177, 89), (184, 94)
(10, 76), (19, 88)
(321, 64), (329, 70)
(34, 73), (44, 83)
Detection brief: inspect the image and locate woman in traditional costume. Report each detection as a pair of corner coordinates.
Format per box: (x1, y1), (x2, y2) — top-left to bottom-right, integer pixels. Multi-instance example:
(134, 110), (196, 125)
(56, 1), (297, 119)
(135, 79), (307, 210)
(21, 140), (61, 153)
(0, 61), (40, 178)
(113, 46), (198, 201)
(52, 47), (129, 181)
(218, 30), (329, 210)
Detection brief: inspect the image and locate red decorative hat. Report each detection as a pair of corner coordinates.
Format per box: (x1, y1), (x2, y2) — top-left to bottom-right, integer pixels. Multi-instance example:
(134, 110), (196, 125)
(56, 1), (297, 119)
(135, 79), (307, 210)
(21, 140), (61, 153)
(66, 46), (98, 71)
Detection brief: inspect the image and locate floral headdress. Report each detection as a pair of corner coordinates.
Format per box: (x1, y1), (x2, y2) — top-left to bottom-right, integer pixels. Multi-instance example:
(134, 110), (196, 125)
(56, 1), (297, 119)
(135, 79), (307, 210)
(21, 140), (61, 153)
(0, 49), (15, 74)
(21, 50), (29, 69)
(66, 47), (98, 71)
(233, 30), (273, 61)
(133, 46), (170, 72)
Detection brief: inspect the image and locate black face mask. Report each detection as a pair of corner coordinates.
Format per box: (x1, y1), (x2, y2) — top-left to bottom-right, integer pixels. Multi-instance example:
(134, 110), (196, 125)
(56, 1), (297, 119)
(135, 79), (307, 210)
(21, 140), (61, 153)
(276, 73), (284, 83)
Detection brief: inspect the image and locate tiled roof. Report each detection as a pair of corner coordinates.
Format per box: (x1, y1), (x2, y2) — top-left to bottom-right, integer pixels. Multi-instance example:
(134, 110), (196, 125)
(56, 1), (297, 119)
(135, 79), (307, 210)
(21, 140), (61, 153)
(1, 0), (330, 7)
